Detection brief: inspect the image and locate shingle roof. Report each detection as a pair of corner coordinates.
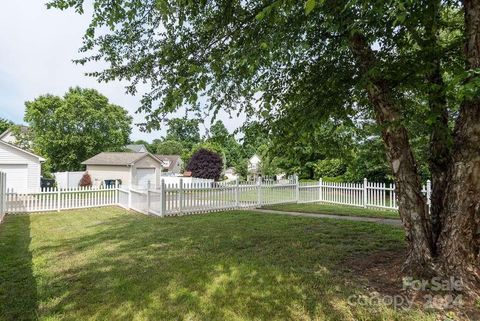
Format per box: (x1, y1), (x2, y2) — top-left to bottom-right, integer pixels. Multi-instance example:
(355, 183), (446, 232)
(82, 152), (154, 166)
(155, 155), (181, 170)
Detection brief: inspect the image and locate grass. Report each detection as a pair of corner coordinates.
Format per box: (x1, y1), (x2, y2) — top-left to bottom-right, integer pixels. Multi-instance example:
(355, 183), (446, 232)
(0, 207), (432, 321)
(262, 202), (400, 219)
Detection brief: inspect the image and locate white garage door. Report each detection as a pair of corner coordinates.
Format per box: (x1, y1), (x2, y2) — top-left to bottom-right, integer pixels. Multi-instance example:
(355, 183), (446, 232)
(137, 168), (155, 188)
(0, 164), (28, 193)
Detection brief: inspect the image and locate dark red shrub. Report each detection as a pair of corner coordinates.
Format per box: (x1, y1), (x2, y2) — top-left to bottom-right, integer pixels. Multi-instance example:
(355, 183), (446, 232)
(186, 148), (223, 180)
(79, 172), (92, 187)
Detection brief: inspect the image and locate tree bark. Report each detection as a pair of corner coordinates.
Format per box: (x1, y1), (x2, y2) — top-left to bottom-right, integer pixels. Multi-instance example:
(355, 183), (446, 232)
(350, 33), (434, 274)
(436, 0), (480, 292)
(427, 60), (451, 253)
(421, 0), (452, 252)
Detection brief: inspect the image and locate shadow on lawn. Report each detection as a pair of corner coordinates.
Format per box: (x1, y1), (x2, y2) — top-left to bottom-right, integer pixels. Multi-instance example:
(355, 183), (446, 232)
(0, 215), (38, 321)
(4, 210), (407, 320)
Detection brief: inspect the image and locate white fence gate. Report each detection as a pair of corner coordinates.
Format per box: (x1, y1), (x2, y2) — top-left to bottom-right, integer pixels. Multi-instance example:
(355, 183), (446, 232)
(3, 176), (432, 216)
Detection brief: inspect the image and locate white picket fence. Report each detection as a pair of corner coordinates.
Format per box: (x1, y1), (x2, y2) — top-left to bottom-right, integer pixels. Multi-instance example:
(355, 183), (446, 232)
(3, 176), (432, 216)
(299, 178), (431, 210)
(0, 172), (6, 222)
(118, 178), (298, 216)
(6, 185), (118, 213)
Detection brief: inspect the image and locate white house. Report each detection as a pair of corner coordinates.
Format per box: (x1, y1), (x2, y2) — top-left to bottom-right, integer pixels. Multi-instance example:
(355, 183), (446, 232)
(225, 167), (238, 181)
(155, 155), (183, 174)
(82, 152), (164, 188)
(0, 140), (44, 193)
(247, 154), (262, 179)
(0, 126), (31, 148)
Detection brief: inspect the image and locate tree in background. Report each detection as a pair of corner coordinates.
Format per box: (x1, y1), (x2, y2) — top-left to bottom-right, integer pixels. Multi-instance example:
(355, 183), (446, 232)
(25, 87), (132, 172)
(186, 148), (223, 180)
(182, 141), (226, 171)
(49, 0), (480, 291)
(238, 122), (269, 160)
(165, 118), (201, 150)
(207, 121), (241, 168)
(0, 118), (12, 134)
(130, 139), (153, 153)
(153, 139), (184, 155)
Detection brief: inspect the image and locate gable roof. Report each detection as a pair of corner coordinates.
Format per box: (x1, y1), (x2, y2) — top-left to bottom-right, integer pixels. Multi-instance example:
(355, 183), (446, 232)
(155, 155), (182, 171)
(0, 125), (29, 140)
(0, 140), (45, 162)
(82, 152), (162, 166)
(125, 144), (148, 152)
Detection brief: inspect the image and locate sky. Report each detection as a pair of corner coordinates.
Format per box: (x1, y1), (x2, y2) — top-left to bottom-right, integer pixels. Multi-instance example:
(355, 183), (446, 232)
(0, 1), (246, 141)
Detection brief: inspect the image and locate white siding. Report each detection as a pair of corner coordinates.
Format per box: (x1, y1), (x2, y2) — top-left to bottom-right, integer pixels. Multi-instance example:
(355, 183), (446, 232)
(0, 131), (16, 144)
(133, 155), (163, 187)
(86, 165), (131, 187)
(0, 142), (42, 193)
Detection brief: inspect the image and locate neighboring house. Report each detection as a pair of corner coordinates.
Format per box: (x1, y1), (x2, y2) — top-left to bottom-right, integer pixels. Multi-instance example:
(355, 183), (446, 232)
(125, 144), (148, 153)
(225, 167), (238, 181)
(82, 152), (163, 188)
(0, 140), (44, 193)
(0, 125), (31, 148)
(155, 155), (183, 174)
(247, 154), (262, 179)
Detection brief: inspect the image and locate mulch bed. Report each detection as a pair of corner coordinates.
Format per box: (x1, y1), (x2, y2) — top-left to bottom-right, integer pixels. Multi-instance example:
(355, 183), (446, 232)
(342, 250), (480, 320)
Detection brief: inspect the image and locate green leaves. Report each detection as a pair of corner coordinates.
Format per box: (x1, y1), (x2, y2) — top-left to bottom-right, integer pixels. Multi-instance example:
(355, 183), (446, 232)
(304, 0), (316, 15)
(24, 87), (132, 172)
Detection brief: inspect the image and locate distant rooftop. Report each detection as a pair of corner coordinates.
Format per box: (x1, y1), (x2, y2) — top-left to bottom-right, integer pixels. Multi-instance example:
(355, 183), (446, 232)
(125, 144), (148, 153)
(82, 152), (158, 166)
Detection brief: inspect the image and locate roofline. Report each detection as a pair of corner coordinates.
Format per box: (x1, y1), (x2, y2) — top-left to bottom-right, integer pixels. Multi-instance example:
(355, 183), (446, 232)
(82, 152), (164, 166)
(0, 129), (11, 140)
(0, 140), (46, 162)
(134, 152), (163, 165)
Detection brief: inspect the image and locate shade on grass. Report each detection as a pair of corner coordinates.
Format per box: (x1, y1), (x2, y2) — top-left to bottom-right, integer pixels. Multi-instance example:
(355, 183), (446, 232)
(0, 207), (432, 321)
(263, 202), (400, 219)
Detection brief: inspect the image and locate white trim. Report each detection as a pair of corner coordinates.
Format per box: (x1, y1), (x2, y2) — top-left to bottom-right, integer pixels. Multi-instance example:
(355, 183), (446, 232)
(0, 140), (45, 162)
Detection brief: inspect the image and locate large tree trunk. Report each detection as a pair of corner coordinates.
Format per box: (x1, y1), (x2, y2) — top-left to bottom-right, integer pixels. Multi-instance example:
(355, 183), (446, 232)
(436, 0), (480, 292)
(420, 0), (452, 251)
(350, 33), (434, 275)
(427, 58), (451, 253)
(350, 0), (480, 294)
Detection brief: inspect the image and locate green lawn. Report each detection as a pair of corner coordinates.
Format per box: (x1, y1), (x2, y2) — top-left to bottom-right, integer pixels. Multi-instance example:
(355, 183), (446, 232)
(0, 207), (432, 321)
(262, 202), (400, 219)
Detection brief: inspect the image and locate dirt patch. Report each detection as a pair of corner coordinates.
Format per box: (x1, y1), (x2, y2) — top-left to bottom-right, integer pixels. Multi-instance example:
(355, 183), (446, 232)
(342, 249), (480, 320)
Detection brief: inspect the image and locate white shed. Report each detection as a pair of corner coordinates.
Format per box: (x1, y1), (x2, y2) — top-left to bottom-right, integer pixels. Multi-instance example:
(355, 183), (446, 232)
(0, 140), (44, 193)
(82, 152), (164, 188)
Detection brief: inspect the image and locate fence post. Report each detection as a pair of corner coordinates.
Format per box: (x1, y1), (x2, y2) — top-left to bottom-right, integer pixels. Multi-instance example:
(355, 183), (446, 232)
(363, 178), (368, 208)
(235, 178), (239, 209)
(114, 180), (119, 204)
(257, 177), (262, 207)
(179, 179), (184, 214)
(426, 179), (432, 213)
(128, 186), (132, 209)
(318, 178), (323, 202)
(57, 187), (61, 212)
(295, 175), (299, 203)
(146, 181), (151, 214)
(160, 179), (166, 217)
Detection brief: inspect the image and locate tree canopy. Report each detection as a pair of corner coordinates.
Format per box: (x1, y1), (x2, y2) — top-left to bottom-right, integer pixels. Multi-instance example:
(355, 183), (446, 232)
(0, 118), (12, 134)
(165, 118), (201, 150)
(25, 87), (132, 172)
(48, 0), (480, 291)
